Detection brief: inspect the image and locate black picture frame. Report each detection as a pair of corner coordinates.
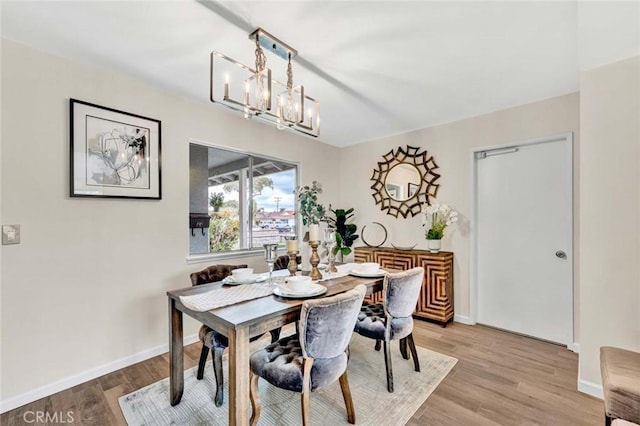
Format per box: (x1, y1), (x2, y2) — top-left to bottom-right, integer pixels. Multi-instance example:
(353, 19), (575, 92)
(70, 99), (162, 199)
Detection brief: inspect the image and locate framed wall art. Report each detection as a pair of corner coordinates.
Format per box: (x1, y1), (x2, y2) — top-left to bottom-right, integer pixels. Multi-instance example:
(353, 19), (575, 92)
(70, 99), (162, 199)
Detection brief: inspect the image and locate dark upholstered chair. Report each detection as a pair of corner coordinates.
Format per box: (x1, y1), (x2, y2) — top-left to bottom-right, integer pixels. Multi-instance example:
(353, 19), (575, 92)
(249, 285), (367, 426)
(190, 264), (282, 406)
(273, 254), (301, 272)
(601, 346), (640, 426)
(353, 267), (424, 392)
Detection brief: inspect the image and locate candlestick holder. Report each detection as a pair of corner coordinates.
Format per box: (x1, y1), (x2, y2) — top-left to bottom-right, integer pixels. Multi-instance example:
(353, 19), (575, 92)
(324, 228), (338, 273)
(309, 241), (322, 281)
(263, 243), (279, 285)
(287, 251), (298, 277)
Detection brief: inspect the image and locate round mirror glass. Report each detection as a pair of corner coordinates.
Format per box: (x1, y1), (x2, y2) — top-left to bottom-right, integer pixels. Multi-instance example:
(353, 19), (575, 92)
(384, 164), (421, 201)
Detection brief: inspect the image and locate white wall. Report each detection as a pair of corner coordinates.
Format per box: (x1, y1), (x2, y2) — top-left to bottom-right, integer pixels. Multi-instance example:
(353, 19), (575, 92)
(579, 55), (640, 392)
(0, 39), (340, 404)
(337, 93), (581, 327)
(6, 35), (630, 409)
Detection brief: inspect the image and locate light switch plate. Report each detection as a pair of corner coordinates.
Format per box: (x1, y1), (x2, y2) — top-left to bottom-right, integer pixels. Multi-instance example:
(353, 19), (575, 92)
(2, 225), (20, 245)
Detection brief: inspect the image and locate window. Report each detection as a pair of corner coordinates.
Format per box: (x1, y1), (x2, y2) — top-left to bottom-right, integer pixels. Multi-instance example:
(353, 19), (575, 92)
(189, 143), (298, 256)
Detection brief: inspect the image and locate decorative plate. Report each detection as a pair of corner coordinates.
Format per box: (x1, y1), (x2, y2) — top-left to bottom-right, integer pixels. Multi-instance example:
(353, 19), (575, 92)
(349, 269), (387, 278)
(222, 275), (267, 285)
(391, 243), (417, 250)
(273, 284), (327, 298)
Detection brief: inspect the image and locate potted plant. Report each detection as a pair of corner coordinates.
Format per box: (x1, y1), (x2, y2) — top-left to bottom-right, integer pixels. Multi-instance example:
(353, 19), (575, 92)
(422, 203), (458, 252)
(326, 206), (359, 260)
(209, 192), (224, 213)
(297, 181), (326, 241)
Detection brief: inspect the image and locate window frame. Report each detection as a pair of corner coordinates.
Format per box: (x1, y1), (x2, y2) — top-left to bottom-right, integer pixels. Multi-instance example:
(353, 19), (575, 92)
(187, 138), (301, 264)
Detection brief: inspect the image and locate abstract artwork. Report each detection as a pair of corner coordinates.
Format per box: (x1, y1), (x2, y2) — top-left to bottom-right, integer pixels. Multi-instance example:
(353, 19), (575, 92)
(70, 99), (161, 199)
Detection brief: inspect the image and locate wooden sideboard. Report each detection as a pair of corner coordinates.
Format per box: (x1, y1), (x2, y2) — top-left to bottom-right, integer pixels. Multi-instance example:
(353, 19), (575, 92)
(354, 246), (454, 326)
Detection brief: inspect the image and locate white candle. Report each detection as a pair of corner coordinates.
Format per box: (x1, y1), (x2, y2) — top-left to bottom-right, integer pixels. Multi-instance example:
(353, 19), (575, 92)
(309, 224), (320, 242)
(286, 239), (298, 252)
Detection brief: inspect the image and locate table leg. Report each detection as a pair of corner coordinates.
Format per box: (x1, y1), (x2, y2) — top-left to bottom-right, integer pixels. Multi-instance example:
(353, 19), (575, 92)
(169, 298), (184, 406)
(228, 325), (250, 426)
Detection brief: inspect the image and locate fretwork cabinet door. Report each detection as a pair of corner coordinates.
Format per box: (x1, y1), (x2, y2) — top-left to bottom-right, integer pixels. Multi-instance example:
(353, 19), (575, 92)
(414, 252), (454, 325)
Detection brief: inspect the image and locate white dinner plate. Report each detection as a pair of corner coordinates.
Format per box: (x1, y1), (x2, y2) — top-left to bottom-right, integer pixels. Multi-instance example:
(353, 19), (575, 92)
(222, 275), (267, 285)
(273, 284), (327, 298)
(349, 269), (387, 278)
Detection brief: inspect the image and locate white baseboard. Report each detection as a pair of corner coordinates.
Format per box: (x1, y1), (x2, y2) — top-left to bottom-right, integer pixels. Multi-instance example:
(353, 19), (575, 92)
(0, 333), (199, 414)
(453, 315), (475, 325)
(567, 342), (580, 353)
(578, 379), (604, 399)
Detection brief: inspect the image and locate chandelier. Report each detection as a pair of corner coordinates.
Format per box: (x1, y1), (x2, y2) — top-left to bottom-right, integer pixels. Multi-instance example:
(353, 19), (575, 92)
(210, 28), (320, 138)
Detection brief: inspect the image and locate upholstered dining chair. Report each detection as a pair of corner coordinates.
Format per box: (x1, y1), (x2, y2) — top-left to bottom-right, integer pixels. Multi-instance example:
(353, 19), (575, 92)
(249, 285), (367, 426)
(273, 254), (301, 271)
(353, 267), (424, 393)
(190, 264), (282, 407)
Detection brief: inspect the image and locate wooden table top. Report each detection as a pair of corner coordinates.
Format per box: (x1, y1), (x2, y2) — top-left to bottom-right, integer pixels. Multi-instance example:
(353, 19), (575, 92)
(167, 274), (384, 329)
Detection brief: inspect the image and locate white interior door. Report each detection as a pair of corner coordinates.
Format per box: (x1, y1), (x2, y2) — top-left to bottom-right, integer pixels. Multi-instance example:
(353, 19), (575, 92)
(476, 136), (572, 345)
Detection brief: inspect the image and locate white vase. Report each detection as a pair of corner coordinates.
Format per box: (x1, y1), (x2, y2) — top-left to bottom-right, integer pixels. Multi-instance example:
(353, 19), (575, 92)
(427, 239), (441, 253)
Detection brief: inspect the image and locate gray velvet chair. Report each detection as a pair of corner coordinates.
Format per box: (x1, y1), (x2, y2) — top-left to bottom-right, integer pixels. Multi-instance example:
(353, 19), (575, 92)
(190, 264), (282, 407)
(249, 285), (367, 426)
(353, 267), (424, 392)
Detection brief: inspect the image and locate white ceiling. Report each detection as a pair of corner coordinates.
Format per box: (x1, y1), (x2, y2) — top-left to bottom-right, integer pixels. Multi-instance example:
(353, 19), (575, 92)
(1, 1), (638, 147)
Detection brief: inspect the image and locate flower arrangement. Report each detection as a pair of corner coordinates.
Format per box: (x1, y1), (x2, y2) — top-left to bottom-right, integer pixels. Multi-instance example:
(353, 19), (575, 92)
(298, 181), (326, 225)
(422, 203), (458, 240)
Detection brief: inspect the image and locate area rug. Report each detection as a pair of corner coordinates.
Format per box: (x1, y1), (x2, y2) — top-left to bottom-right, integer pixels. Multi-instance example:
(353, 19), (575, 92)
(119, 334), (457, 425)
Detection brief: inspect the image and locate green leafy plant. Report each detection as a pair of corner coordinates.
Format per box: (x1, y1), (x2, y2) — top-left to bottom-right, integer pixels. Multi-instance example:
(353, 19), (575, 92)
(209, 192), (224, 212)
(298, 181), (326, 225)
(209, 211), (239, 251)
(326, 206), (359, 256)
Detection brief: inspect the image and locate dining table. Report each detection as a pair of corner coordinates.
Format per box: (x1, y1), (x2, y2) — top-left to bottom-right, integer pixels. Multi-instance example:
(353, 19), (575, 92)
(166, 272), (385, 426)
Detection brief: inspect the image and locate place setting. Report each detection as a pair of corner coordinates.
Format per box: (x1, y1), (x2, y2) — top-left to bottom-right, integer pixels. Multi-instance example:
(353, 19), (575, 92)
(272, 275), (327, 298)
(221, 267), (267, 285)
(349, 262), (387, 278)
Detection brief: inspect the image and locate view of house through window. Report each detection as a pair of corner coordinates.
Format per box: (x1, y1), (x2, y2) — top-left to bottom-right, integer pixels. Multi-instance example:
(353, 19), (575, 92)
(189, 143), (297, 255)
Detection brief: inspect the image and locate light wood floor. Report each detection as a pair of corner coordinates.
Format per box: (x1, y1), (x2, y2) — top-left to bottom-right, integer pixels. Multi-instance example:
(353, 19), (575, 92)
(1, 321), (603, 425)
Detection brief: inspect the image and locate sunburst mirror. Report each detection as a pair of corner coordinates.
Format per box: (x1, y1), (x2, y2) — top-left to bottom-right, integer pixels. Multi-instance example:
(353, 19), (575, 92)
(370, 145), (441, 218)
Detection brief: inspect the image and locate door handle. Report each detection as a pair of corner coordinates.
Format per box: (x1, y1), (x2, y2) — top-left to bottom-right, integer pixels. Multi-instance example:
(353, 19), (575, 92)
(555, 250), (567, 259)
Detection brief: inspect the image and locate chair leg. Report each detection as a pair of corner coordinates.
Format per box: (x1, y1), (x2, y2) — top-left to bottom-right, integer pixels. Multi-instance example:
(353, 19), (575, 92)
(375, 340), (381, 351)
(249, 372), (261, 426)
(212, 347), (224, 407)
(399, 338), (409, 359)
(339, 371), (356, 424)
(301, 358), (314, 426)
(383, 340), (394, 393)
(605, 413), (612, 426)
(407, 333), (420, 372)
(196, 345), (209, 380)
(269, 327), (281, 343)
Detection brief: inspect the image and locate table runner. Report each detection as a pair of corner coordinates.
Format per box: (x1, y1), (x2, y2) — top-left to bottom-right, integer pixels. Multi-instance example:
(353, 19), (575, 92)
(179, 263), (368, 312)
(179, 283), (275, 312)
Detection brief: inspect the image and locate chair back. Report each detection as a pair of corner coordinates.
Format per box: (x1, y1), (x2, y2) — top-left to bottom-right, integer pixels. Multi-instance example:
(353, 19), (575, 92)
(384, 267), (424, 318)
(273, 254), (302, 271)
(190, 264), (248, 286)
(300, 285), (366, 360)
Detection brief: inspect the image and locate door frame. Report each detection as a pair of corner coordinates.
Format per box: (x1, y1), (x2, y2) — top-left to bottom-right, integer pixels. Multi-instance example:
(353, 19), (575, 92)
(469, 132), (575, 347)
